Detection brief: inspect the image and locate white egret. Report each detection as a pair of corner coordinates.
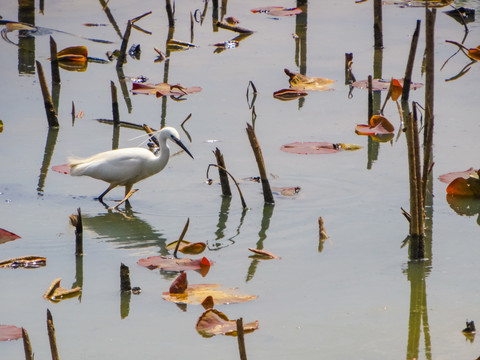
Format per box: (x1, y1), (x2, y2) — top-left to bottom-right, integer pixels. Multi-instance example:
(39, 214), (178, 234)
(68, 127), (193, 206)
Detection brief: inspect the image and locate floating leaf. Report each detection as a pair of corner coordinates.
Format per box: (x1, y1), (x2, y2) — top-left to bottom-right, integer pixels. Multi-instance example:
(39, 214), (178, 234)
(5, 22), (37, 32)
(166, 240), (206, 255)
(446, 177), (480, 196)
(163, 273), (257, 305)
(355, 115), (394, 135)
(196, 309), (259, 337)
(271, 186), (301, 196)
(137, 256), (212, 273)
(273, 88), (308, 101)
(251, 7), (302, 16)
(439, 168), (479, 184)
(167, 39), (196, 50)
(284, 69), (334, 91)
(0, 255), (46, 269)
(280, 142), (338, 154)
(468, 46), (480, 61)
(52, 164), (70, 175)
(352, 78), (423, 91)
(212, 40), (239, 49)
(0, 324), (22, 342)
(248, 248), (281, 259)
(0, 228), (21, 245)
(225, 16), (240, 25)
(43, 278), (81, 302)
(131, 82), (202, 97)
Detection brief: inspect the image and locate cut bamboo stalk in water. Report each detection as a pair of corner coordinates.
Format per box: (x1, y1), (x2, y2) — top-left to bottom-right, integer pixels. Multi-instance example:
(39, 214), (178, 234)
(236, 318), (247, 360)
(49, 36), (60, 84)
(402, 20), (421, 102)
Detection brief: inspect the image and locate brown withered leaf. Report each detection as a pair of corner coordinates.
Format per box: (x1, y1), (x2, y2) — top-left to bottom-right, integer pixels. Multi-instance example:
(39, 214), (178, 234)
(0, 255), (46, 269)
(170, 272), (188, 294)
(201, 295), (214, 310)
(284, 69), (334, 91)
(43, 278), (81, 303)
(196, 309), (259, 337)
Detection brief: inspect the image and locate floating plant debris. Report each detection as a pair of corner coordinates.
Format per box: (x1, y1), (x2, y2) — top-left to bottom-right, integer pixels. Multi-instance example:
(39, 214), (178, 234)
(251, 6), (302, 16)
(196, 309), (259, 337)
(0, 256), (46, 269)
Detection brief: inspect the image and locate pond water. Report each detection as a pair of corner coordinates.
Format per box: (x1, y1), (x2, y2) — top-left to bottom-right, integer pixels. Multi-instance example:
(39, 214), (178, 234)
(1, 0), (480, 359)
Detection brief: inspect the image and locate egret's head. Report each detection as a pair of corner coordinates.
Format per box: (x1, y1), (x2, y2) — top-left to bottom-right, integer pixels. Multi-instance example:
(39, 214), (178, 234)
(161, 127), (194, 159)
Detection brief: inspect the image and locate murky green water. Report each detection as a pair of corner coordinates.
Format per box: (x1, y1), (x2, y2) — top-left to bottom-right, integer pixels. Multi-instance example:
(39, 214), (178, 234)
(1, 0), (480, 359)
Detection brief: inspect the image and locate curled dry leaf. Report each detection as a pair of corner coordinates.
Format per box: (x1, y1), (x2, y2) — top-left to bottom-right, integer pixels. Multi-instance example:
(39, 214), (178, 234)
(390, 78), (403, 101)
(0, 228), (21, 245)
(0, 255), (46, 269)
(355, 115), (394, 136)
(201, 295), (214, 310)
(284, 69), (334, 91)
(225, 16), (240, 25)
(273, 88), (308, 101)
(5, 22), (37, 32)
(248, 248), (281, 259)
(0, 324), (23, 342)
(446, 177), (480, 196)
(170, 272), (188, 294)
(43, 278), (82, 302)
(251, 7), (302, 16)
(166, 240), (207, 255)
(196, 309), (259, 338)
(468, 46), (480, 61)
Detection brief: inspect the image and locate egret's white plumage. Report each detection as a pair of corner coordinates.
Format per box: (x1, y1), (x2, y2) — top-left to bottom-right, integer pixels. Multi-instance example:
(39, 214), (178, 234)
(68, 127), (193, 203)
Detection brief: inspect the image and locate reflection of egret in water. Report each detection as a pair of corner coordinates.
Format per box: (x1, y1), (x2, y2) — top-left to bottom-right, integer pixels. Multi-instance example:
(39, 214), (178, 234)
(446, 195), (480, 225)
(246, 204), (274, 282)
(82, 205), (168, 254)
(207, 196), (247, 251)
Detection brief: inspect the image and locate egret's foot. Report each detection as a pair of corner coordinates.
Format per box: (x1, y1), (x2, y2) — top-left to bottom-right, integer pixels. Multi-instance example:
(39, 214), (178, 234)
(110, 189), (139, 210)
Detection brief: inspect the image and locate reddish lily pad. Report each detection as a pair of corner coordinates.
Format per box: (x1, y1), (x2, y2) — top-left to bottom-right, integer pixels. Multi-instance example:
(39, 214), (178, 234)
(280, 142), (338, 154)
(352, 78), (423, 91)
(52, 164), (71, 175)
(439, 168), (479, 184)
(0, 324), (22, 342)
(0, 228), (21, 244)
(132, 82), (202, 97)
(356, 115), (394, 135)
(251, 7), (302, 16)
(196, 309), (259, 337)
(137, 256), (212, 272)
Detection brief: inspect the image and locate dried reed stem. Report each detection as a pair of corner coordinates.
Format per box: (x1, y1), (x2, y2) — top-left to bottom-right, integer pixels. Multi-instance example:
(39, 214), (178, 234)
(116, 21), (132, 68)
(36, 61), (59, 127)
(236, 318), (247, 360)
(22, 328), (34, 360)
(246, 123), (274, 205)
(47, 309), (59, 360)
(49, 36), (60, 84)
(402, 20), (421, 102)
(214, 148), (232, 197)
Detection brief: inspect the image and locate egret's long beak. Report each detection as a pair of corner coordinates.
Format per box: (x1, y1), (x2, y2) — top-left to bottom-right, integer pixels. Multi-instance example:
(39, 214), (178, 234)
(174, 138), (194, 159)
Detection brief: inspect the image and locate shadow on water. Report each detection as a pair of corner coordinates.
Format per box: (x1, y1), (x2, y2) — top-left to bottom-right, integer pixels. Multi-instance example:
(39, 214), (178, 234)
(246, 204), (274, 282)
(18, 0), (35, 75)
(294, 0), (307, 110)
(81, 203), (168, 253)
